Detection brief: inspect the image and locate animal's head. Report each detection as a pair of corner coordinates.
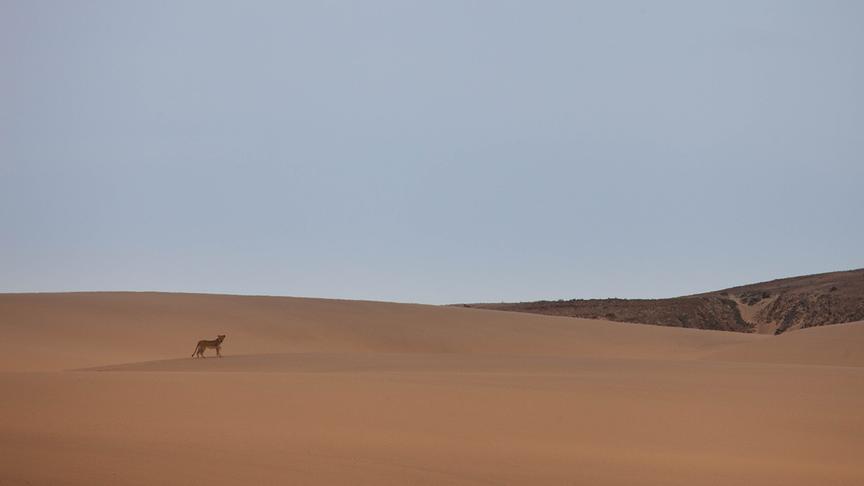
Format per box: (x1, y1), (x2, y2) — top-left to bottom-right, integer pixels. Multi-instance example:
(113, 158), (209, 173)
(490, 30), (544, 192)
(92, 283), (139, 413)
(218, 334), (226, 340)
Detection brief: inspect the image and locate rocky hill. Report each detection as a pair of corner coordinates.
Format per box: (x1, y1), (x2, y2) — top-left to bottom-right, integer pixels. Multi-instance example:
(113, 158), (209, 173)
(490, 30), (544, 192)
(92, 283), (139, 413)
(460, 268), (864, 334)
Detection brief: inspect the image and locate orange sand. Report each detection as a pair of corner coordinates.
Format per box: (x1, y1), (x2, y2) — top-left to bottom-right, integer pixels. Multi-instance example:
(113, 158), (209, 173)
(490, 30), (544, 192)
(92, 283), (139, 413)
(1, 292), (862, 485)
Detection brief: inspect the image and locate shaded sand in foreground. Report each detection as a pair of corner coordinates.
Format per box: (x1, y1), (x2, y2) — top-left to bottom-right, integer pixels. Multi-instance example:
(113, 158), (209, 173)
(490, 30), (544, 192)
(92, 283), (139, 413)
(1, 293), (862, 485)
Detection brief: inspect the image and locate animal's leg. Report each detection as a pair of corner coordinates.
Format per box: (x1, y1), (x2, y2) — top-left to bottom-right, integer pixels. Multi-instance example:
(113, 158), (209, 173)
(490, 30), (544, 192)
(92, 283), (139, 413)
(216, 346), (222, 358)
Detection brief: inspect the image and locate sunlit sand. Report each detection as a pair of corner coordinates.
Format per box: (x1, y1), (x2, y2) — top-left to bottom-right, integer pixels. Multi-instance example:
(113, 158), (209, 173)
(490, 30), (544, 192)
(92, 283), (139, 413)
(1, 292), (861, 485)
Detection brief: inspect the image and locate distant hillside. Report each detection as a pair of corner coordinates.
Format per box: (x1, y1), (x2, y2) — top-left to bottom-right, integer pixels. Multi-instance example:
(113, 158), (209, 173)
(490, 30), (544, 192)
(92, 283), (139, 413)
(460, 269), (864, 334)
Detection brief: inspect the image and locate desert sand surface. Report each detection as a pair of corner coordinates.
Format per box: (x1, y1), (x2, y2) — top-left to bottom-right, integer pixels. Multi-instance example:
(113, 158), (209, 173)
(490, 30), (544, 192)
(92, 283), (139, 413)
(1, 292), (863, 485)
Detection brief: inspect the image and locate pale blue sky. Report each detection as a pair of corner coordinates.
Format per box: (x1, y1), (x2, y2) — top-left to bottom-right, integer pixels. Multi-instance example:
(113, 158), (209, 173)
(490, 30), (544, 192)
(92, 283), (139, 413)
(2, 1), (862, 303)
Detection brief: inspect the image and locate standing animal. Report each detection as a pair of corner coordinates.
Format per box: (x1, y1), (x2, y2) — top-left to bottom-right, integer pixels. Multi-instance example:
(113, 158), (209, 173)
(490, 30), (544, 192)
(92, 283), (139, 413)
(192, 334), (226, 358)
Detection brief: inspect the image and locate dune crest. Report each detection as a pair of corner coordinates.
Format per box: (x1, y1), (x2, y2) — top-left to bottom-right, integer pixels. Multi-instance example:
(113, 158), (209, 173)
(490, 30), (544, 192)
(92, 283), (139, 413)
(0, 291), (766, 372)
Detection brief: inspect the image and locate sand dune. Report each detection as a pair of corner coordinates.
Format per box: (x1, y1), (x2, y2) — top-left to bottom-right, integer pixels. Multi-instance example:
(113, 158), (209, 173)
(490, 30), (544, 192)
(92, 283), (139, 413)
(706, 320), (864, 367)
(0, 292), (763, 372)
(1, 292), (862, 485)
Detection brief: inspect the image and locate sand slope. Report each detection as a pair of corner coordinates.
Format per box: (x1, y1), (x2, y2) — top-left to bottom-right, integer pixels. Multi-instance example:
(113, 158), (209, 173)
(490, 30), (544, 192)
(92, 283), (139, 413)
(0, 292), (763, 372)
(706, 320), (864, 367)
(1, 292), (862, 485)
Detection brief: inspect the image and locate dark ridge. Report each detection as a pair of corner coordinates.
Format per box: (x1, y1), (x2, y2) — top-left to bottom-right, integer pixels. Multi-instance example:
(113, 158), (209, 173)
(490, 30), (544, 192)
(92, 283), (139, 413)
(458, 268), (864, 334)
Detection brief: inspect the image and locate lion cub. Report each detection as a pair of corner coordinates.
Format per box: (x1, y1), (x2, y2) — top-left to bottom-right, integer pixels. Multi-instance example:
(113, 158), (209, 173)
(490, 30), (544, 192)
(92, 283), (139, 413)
(192, 334), (226, 358)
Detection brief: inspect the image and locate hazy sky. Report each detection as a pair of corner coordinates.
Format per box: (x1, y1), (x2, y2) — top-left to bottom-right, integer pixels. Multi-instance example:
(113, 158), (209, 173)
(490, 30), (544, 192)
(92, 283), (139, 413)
(2, 1), (862, 303)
